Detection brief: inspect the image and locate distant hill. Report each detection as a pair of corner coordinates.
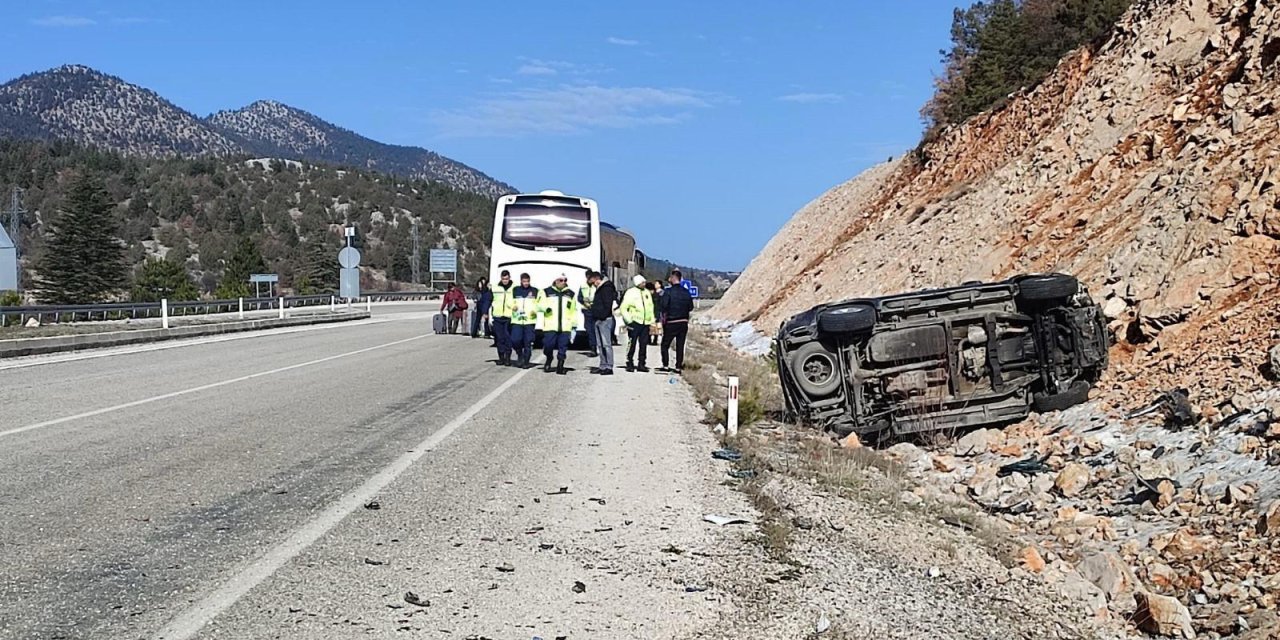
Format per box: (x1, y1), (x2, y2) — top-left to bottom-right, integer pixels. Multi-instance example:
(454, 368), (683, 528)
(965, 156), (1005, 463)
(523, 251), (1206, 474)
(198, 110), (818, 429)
(0, 65), (515, 198)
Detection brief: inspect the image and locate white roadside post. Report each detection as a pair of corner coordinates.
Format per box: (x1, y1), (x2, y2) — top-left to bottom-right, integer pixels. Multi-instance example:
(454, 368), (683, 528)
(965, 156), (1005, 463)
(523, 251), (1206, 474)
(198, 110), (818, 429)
(278, 297), (285, 319)
(330, 295), (336, 312)
(238, 297), (244, 320)
(727, 376), (740, 437)
(161, 299), (169, 330)
(366, 297), (372, 313)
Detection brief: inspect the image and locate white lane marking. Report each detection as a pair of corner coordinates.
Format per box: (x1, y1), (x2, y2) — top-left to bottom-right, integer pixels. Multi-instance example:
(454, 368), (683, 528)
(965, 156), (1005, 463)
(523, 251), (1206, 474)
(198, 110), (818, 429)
(0, 317), (395, 372)
(0, 335), (429, 440)
(153, 367), (530, 640)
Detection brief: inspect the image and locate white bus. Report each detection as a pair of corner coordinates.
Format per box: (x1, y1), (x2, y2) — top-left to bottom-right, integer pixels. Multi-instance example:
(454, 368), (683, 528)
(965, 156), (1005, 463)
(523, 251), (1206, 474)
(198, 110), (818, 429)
(489, 190), (639, 331)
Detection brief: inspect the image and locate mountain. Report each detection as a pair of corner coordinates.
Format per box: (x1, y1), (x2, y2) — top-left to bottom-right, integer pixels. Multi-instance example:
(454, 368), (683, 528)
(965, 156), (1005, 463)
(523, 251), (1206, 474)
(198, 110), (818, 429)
(206, 100), (511, 198)
(714, 0), (1280, 406)
(0, 65), (514, 199)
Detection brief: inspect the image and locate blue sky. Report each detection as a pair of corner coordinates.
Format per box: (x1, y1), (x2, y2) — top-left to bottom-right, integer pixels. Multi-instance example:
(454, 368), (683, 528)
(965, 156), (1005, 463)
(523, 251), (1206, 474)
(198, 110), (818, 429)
(2, 1), (959, 271)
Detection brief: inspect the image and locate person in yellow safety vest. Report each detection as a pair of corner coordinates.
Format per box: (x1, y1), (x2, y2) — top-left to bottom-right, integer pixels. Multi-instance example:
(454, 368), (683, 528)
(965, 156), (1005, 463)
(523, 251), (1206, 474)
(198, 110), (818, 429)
(508, 273), (541, 368)
(620, 274), (656, 372)
(577, 268), (599, 358)
(538, 273), (578, 375)
(489, 270), (516, 366)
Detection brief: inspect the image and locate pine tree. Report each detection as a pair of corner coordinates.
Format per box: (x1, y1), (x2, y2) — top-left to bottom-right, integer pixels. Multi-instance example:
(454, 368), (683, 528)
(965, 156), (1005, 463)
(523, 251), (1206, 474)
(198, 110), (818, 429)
(214, 237), (266, 299)
(295, 240), (338, 294)
(131, 257), (198, 301)
(35, 173), (127, 303)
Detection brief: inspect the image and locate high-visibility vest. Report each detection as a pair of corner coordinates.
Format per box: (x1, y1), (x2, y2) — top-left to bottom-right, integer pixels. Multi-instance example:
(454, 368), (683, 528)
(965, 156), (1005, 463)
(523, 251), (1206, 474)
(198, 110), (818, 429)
(491, 282), (515, 319)
(620, 286), (655, 326)
(509, 286), (540, 325)
(578, 283), (596, 312)
(539, 285), (578, 333)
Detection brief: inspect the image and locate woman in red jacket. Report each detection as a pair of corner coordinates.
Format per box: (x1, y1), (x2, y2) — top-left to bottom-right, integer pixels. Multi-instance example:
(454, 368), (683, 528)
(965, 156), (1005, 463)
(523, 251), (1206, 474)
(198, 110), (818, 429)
(441, 283), (468, 334)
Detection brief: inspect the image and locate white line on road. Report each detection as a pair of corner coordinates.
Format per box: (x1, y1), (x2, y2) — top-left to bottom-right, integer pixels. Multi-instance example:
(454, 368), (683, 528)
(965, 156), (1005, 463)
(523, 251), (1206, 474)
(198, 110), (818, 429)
(153, 367), (530, 640)
(0, 334), (428, 439)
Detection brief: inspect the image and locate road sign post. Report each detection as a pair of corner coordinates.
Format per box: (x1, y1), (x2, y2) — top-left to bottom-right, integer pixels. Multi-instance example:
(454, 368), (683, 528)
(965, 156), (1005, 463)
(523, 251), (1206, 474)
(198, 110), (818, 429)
(339, 232), (361, 300)
(249, 273), (278, 299)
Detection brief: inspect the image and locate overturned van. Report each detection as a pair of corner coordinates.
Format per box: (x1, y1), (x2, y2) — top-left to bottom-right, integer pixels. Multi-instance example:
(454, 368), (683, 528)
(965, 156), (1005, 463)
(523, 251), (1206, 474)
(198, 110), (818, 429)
(774, 273), (1110, 440)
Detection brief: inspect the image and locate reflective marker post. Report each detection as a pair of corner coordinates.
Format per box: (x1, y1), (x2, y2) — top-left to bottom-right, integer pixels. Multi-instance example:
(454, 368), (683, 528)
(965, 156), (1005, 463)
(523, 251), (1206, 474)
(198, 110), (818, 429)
(727, 376), (740, 437)
(238, 297), (244, 320)
(161, 299), (169, 330)
(278, 297), (285, 319)
(330, 295), (336, 313)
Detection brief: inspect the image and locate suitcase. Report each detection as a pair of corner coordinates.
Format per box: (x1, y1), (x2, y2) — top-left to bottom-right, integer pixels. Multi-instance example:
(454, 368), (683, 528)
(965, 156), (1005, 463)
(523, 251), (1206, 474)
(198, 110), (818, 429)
(433, 313), (447, 334)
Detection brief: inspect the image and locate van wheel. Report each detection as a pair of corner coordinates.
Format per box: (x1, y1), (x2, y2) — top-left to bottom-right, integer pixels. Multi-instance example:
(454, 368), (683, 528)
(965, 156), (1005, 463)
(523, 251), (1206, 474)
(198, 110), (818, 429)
(1016, 274), (1078, 303)
(818, 303), (876, 334)
(1032, 380), (1091, 413)
(788, 342), (842, 397)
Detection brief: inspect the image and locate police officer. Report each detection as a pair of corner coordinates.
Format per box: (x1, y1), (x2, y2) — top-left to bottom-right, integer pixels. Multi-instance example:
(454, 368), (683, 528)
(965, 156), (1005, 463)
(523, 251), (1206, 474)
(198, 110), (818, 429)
(509, 273), (540, 368)
(540, 273), (577, 375)
(621, 274), (656, 372)
(577, 268), (598, 358)
(490, 270), (516, 365)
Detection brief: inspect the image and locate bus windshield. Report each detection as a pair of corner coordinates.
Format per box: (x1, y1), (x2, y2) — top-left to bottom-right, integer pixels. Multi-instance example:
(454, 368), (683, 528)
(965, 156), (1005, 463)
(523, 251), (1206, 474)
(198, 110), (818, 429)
(501, 204), (591, 249)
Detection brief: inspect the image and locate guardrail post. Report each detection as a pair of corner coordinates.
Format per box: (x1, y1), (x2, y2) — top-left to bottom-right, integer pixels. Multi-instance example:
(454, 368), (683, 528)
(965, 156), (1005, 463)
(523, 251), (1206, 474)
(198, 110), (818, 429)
(278, 297), (285, 319)
(238, 297), (245, 320)
(161, 299), (170, 329)
(727, 376), (740, 437)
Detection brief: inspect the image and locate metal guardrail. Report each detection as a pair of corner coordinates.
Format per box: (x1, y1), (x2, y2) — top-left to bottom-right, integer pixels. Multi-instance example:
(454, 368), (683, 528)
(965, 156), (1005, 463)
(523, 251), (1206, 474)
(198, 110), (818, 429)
(0, 291), (446, 327)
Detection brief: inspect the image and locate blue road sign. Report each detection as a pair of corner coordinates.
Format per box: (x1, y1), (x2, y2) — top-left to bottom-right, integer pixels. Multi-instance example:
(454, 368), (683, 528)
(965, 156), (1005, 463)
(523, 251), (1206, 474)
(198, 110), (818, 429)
(680, 279), (692, 290)
(689, 285), (700, 298)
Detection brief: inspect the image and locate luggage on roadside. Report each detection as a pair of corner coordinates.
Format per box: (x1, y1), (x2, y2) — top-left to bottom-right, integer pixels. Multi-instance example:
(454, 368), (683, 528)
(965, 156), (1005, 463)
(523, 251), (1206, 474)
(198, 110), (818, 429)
(433, 313), (447, 334)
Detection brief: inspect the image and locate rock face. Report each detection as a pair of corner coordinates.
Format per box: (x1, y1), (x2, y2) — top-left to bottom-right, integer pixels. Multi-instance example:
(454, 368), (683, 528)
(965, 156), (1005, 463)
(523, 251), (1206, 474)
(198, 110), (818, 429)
(713, 0), (1280, 405)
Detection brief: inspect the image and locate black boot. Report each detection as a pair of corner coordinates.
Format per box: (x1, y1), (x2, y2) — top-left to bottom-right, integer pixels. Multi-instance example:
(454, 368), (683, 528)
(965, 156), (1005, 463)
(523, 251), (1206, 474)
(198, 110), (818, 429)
(543, 357), (554, 372)
(556, 358), (566, 375)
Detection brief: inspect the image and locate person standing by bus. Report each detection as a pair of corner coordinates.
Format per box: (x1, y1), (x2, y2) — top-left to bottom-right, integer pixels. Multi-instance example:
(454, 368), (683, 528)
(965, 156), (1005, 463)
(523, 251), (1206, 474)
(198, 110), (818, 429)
(577, 268), (598, 358)
(490, 270), (515, 365)
(659, 270), (693, 373)
(587, 271), (617, 375)
(509, 273), (540, 368)
(539, 274), (577, 375)
(621, 275), (655, 372)
(471, 277), (493, 340)
(442, 283), (468, 335)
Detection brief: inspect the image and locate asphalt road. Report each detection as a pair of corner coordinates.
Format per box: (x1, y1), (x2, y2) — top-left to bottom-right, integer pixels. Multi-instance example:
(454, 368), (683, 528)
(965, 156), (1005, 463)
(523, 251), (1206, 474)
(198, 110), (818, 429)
(0, 304), (734, 639)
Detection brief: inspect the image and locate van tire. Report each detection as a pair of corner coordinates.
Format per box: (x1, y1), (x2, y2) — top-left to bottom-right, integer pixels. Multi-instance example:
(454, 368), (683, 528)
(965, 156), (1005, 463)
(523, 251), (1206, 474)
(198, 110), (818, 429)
(788, 341), (842, 397)
(818, 303), (876, 334)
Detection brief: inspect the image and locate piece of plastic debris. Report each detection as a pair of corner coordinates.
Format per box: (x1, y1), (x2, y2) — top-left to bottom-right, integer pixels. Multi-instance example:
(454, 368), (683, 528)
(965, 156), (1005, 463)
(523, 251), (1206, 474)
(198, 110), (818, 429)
(816, 613), (831, 634)
(572, 581), (586, 593)
(711, 448), (743, 461)
(545, 487), (571, 495)
(403, 591), (430, 607)
(363, 499), (381, 510)
(496, 562), (515, 572)
(364, 557), (386, 566)
(727, 469), (757, 479)
(997, 455), (1050, 477)
(703, 514), (750, 526)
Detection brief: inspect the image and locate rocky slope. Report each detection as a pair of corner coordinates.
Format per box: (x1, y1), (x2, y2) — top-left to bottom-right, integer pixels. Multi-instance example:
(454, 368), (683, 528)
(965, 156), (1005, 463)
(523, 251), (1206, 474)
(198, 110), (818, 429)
(0, 65), (514, 199)
(714, 0), (1280, 407)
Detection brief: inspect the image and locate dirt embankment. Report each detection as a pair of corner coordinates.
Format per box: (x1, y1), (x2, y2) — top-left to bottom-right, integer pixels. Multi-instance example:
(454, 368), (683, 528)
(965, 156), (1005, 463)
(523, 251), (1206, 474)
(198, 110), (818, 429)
(715, 0), (1280, 410)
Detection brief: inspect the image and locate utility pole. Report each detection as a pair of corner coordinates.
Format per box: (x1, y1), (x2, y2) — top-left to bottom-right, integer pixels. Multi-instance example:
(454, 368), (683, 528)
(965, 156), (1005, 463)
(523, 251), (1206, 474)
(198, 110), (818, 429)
(410, 219), (421, 285)
(4, 187), (25, 293)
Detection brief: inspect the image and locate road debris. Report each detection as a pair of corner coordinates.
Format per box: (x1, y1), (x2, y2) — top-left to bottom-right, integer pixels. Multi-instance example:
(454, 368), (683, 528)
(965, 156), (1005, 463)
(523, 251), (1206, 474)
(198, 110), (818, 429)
(363, 557), (386, 566)
(702, 514), (750, 526)
(363, 499), (381, 510)
(495, 562), (515, 573)
(711, 448), (743, 462)
(572, 581), (586, 594)
(402, 591), (430, 607)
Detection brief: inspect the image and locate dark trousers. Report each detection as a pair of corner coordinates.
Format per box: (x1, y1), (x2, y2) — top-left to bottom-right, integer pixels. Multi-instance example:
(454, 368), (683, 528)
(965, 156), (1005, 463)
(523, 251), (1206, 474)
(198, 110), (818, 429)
(493, 317), (512, 359)
(626, 324), (649, 367)
(543, 331), (570, 361)
(471, 310), (491, 338)
(582, 314), (598, 351)
(510, 323), (535, 362)
(661, 321), (688, 369)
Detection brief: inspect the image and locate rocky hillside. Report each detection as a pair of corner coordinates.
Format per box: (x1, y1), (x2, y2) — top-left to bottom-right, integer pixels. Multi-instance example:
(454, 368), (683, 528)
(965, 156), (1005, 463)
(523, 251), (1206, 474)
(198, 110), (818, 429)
(207, 100), (512, 198)
(715, 0), (1280, 407)
(0, 65), (514, 199)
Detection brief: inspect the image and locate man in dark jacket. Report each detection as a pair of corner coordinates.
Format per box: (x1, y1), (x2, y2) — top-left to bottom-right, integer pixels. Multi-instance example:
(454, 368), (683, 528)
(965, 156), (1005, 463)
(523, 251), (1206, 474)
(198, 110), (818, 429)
(470, 277), (493, 339)
(659, 269), (694, 373)
(587, 271), (618, 375)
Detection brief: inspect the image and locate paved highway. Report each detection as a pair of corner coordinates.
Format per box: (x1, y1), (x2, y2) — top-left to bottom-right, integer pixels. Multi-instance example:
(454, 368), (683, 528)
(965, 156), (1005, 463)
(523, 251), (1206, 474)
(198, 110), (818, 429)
(0, 304), (732, 639)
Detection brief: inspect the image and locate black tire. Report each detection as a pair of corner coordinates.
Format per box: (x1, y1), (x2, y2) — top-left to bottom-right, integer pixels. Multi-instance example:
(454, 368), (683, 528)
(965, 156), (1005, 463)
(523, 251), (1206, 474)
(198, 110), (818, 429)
(818, 303), (876, 334)
(1016, 274), (1079, 303)
(788, 341), (842, 397)
(1032, 380), (1091, 413)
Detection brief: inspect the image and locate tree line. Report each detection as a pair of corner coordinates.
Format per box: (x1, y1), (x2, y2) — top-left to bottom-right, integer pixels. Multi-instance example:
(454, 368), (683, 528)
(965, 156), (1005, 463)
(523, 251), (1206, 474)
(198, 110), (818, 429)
(0, 140), (497, 304)
(922, 0), (1132, 131)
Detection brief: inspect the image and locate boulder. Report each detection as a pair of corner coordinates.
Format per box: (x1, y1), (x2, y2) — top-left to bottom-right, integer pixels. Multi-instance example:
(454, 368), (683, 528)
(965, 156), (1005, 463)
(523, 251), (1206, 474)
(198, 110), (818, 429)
(1259, 501), (1280, 536)
(24, 317), (38, 328)
(1102, 296), (1128, 319)
(839, 432), (862, 449)
(1020, 546), (1046, 573)
(1270, 344), (1280, 378)
(1054, 463), (1091, 497)
(1077, 551), (1137, 600)
(955, 429), (996, 456)
(1133, 592), (1195, 638)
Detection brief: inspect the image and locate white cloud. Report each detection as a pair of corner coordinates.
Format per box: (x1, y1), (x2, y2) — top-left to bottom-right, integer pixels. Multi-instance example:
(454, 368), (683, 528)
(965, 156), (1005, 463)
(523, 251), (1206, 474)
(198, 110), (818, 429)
(517, 63), (557, 76)
(433, 85), (724, 137)
(32, 15), (96, 27)
(112, 16), (165, 25)
(778, 92), (844, 104)
(607, 36), (640, 46)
